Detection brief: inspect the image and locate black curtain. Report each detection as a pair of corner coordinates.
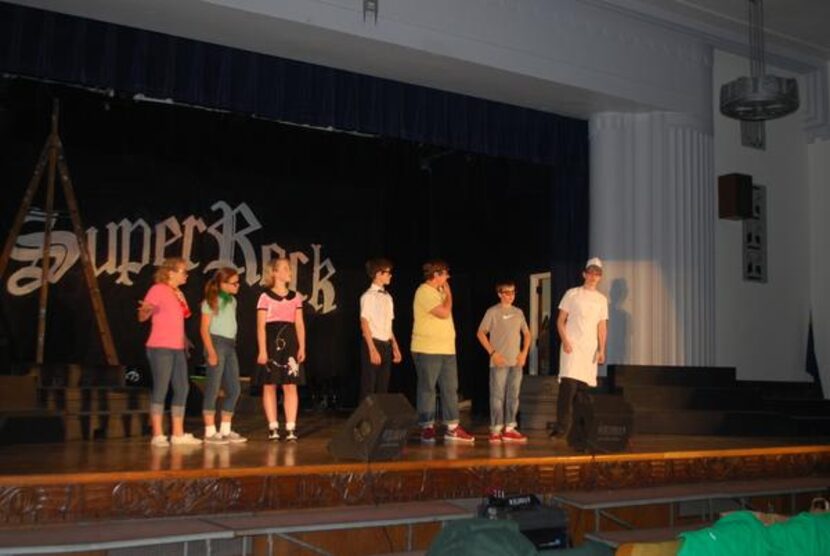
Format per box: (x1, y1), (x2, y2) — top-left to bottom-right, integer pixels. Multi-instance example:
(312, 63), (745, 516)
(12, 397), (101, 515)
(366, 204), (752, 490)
(0, 2), (589, 402)
(0, 80), (563, 410)
(0, 2), (585, 167)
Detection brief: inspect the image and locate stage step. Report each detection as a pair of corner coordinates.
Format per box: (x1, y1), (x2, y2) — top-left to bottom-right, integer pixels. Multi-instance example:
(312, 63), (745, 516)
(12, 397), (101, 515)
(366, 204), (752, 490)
(741, 380), (823, 400)
(30, 363), (126, 388)
(791, 416), (830, 436)
(0, 365), (153, 444)
(62, 410), (151, 441)
(622, 385), (763, 411)
(633, 410), (794, 436)
(608, 365), (736, 389)
(0, 409), (64, 445)
(39, 386), (150, 413)
(520, 375), (560, 400)
(519, 376), (559, 431)
(762, 398), (830, 414)
(0, 374), (38, 410)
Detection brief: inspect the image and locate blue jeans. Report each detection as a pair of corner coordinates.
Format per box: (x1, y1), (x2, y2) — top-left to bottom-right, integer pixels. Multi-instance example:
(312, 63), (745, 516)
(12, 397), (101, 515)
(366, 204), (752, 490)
(489, 366), (523, 432)
(202, 335), (241, 415)
(412, 352), (459, 427)
(146, 347), (189, 417)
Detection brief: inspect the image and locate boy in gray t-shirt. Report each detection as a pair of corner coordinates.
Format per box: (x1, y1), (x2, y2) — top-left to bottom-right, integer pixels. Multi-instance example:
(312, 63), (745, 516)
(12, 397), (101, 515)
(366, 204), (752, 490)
(476, 281), (532, 443)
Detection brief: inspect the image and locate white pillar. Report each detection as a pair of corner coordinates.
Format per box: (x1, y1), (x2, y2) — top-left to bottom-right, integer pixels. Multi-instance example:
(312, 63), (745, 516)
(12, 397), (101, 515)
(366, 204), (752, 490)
(590, 112), (715, 366)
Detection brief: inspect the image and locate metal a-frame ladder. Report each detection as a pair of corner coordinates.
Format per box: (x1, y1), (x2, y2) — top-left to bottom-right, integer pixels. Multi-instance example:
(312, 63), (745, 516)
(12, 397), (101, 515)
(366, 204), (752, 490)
(0, 99), (119, 365)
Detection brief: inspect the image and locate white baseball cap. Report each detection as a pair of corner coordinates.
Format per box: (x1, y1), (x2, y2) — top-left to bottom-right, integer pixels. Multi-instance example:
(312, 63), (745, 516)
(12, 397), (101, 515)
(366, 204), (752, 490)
(585, 257), (603, 269)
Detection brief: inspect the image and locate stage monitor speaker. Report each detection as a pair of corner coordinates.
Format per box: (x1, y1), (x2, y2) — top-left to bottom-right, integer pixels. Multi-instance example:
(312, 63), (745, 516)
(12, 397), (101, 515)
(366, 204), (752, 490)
(568, 393), (633, 453)
(478, 493), (568, 551)
(718, 173), (753, 220)
(327, 393), (416, 461)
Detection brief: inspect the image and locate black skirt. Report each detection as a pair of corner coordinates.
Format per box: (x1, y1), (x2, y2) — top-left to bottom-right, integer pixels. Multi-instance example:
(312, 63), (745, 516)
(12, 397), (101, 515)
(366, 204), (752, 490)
(254, 321), (306, 386)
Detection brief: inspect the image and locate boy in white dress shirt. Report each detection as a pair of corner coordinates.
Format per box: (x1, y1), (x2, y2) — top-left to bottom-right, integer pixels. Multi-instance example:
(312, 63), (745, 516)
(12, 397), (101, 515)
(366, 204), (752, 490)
(359, 258), (402, 401)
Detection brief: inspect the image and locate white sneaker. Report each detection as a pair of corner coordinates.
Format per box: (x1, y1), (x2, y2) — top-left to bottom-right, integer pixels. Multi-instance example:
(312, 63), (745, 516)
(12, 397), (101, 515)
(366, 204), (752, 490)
(171, 433), (203, 446)
(285, 430), (298, 442)
(223, 431), (248, 443)
(150, 435), (169, 447)
(204, 433), (229, 445)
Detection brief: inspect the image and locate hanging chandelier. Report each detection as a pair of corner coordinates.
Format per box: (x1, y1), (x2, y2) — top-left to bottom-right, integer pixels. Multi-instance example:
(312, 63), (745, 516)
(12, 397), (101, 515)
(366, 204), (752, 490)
(719, 0), (799, 121)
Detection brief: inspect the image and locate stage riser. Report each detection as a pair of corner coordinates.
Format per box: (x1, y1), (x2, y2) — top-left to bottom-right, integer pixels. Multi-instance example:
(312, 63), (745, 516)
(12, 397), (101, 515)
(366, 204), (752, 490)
(633, 411), (795, 436)
(623, 386), (763, 410)
(741, 380), (824, 400)
(64, 412), (150, 441)
(763, 399), (830, 414)
(0, 412), (64, 445)
(792, 418), (830, 436)
(39, 388), (149, 413)
(519, 401), (558, 430)
(2, 367), (153, 444)
(609, 366), (828, 437)
(30, 364), (125, 388)
(608, 365), (736, 389)
(1, 450), (827, 525)
(519, 376), (559, 430)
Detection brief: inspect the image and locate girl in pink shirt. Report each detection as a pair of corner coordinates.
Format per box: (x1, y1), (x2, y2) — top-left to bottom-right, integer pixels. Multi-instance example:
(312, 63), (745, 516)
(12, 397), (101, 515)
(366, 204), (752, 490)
(138, 258), (201, 447)
(256, 258), (306, 441)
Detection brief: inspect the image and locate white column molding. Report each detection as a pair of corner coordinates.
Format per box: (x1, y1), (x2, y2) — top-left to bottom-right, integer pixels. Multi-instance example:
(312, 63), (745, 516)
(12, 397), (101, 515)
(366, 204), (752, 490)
(590, 112), (715, 366)
(802, 63), (830, 143)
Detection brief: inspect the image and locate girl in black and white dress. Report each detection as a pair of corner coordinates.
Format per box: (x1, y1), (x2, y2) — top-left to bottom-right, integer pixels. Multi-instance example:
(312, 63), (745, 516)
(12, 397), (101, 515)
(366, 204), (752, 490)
(256, 258), (306, 441)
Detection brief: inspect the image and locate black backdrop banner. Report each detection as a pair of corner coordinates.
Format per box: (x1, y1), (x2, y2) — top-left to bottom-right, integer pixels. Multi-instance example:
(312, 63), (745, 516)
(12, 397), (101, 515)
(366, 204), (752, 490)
(0, 1), (590, 390)
(1, 80), (565, 410)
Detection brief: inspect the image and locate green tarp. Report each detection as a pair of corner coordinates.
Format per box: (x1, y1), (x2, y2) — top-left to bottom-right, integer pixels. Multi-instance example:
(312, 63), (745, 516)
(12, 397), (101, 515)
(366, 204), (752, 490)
(679, 511), (830, 556)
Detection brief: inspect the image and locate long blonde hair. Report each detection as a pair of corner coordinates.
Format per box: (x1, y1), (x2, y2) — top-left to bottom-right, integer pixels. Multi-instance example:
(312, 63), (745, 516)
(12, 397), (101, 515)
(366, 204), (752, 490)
(154, 258), (186, 284)
(263, 257), (290, 289)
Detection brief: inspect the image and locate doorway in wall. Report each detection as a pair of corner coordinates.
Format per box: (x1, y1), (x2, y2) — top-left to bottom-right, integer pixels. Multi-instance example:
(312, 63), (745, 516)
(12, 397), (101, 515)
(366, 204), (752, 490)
(529, 272), (551, 375)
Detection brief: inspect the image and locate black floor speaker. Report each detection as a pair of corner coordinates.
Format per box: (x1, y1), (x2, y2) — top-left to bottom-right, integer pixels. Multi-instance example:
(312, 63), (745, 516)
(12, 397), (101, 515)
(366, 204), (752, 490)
(327, 393), (417, 461)
(568, 392), (633, 453)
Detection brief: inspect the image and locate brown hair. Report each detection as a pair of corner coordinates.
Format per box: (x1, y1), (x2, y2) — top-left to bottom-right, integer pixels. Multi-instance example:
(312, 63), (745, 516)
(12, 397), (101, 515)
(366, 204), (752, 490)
(263, 257), (290, 289)
(204, 267), (239, 312)
(495, 280), (515, 293)
(365, 258), (393, 280)
(422, 259), (449, 281)
(153, 258), (186, 284)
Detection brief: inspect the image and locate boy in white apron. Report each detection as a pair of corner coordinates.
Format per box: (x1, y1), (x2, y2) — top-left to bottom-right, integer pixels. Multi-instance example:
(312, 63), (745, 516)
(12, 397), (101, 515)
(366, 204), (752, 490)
(550, 257), (608, 441)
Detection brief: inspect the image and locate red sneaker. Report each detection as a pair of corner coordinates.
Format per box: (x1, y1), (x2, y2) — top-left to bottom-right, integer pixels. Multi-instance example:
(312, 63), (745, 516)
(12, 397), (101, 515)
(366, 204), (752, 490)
(421, 426), (436, 444)
(488, 432), (503, 444)
(445, 425), (475, 444)
(501, 429), (528, 444)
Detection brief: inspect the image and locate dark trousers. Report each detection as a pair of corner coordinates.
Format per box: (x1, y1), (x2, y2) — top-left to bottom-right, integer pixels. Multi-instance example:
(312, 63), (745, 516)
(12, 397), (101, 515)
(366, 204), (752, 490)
(360, 339), (392, 401)
(553, 376), (589, 437)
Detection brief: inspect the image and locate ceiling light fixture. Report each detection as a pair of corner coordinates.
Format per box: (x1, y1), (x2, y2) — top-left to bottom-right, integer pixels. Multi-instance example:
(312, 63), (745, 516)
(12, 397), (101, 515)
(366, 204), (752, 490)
(719, 0), (799, 122)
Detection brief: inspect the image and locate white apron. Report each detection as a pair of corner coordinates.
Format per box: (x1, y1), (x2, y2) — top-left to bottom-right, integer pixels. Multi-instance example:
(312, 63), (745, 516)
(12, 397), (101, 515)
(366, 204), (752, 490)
(557, 287), (608, 387)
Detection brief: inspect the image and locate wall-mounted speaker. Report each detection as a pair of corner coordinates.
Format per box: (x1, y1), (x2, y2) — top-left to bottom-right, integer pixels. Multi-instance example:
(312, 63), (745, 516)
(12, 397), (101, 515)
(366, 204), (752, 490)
(718, 173), (753, 220)
(327, 393), (416, 461)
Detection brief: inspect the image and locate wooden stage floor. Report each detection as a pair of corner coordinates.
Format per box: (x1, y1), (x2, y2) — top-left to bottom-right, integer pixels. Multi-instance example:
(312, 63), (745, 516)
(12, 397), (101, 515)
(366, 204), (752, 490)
(1, 412), (829, 525)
